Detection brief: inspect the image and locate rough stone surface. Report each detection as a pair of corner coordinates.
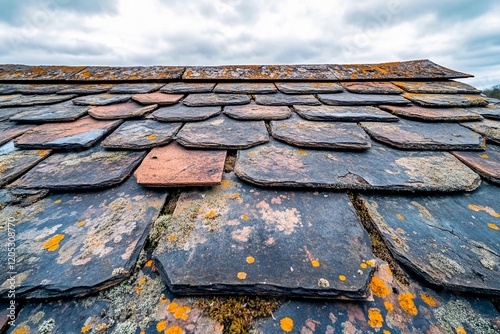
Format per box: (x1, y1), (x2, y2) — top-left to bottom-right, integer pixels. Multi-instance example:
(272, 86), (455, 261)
(294, 105), (399, 122)
(101, 120), (182, 150)
(214, 82), (277, 94)
(14, 116), (122, 149)
(132, 92), (183, 105)
(0, 65), (86, 81)
(0, 122), (35, 145)
(153, 104), (221, 122)
(318, 92), (410, 106)
(468, 106), (500, 120)
(9, 101), (90, 123)
(0, 188), (48, 211)
(453, 144), (500, 184)
(88, 101), (157, 119)
(360, 119), (485, 150)
(342, 81), (403, 94)
(224, 103), (292, 120)
(0, 94), (76, 107)
(0, 176), (167, 299)
(360, 182), (500, 294)
(0, 84), (20, 95)
(11, 145), (146, 190)
(275, 81), (343, 94)
(461, 119), (500, 144)
(271, 114), (371, 149)
(235, 139), (481, 192)
(0, 141), (50, 186)
(160, 82), (215, 93)
(154, 173), (375, 299)
(57, 84), (113, 95)
(176, 115), (269, 149)
(109, 83), (164, 94)
(183, 93), (250, 106)
(71, 66), (185, 81)
(0, 107), (26, 121)
(72, 93), (131, 106)
(134, 142), (226, 186)
(393, 80), (481, 94)
(379, 104), (484, 122)
(403, 93), (488, 107)
(254, 93), (321, 106)
(16, 84), (71, 95)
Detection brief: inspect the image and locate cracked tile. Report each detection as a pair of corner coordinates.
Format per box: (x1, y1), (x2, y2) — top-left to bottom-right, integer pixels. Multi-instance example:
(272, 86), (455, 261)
(379, 104), (484, 122)
(254, 93), (321, 106)
(132, 92), (183, 105)
(453, 144), (500, 184)
(318, 92), (410, 106)
(160, 82), (216, 93)
(153, 104), (221, 122)
(183, 93), (250, 106)
(0, 94), (76, 107)
(403, 93), (488, 107)
(0, 141), (50, 186)
(9, 101), (89, 123)
(293, 105), (398, 122)
(275, 82), (343, 94)
(88, 101), (157, 119)
(461, 119), (500, 144)
(0, 122), (36, 145)
(73, 93), (131, 106)
(393, 80), (481, 94)
(224, 103), (291, 120)
(342, 81), (403, 94)
(214, 82), (277, 94)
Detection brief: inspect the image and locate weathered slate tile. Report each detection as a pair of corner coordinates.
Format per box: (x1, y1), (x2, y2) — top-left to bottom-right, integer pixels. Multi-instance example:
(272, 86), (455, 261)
(0, 107), (24, 121)
(453, 144), (500, 184)
(214, 82), (277, 94)
(234, 139), (481, 192)
(0, 94), (76, 107)
(9, 101), (89, 123)
(57, 84), (113, 95)
(271, 114), (371, 149)
(109, 83), (164, 94)
(342, 81), (403, 94)
(0, 188), (48, 211)
(318, 92), (410, 106)
(0, 64), (86, 81)
(134, 142), (226, 186)
(275, 81), (343, 94)
(10, 145), (146, 190)
(183, 93), (250, 106)
(360, 119), (485, 150)
(224, 103), (291, 120)
(487, 97), (500, 106)
(0, 84), (20, 95)
(88, 101), (157, 119)
(0, 141), (50, 186)
(132, 92), (183, 105)
(14, 116), (122, 149)
(403, 93), (488, 107)
(254, 93), (321, 106)
(0, 302), (11, 332)
(0, 176), (167, 299)
(468, 106), (500, 120)
(393, 80), (481, 94)
(379, 104), (484, 122)
(154, 173), (375, 299)
(161, 82), (215, 93)
(0, 122), (35, 145)
(102, 120), (182, 150)
(16, 84), (71, 95)
(461, 119), (500, 144)
(176, 115), (269, 149)
(360, 181), (500, 294)
(72, 93), (131, 106)
(294, 105), (399, 122)
(71, 66), (184, 81)
(153, 104), (221, 122)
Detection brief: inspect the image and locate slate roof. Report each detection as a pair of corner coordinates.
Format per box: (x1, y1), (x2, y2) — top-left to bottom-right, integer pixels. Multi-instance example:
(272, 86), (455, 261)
(0, 60), (499, 334)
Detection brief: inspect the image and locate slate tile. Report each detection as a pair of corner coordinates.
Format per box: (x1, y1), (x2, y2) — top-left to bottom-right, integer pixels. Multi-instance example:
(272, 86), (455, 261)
(403, 93), (488, 107)
(275, 81), (344, 94)
(271, 114), (371, 149)
(0, 65), (86, 81)
(254, 92), (321, 106)
(154, 172), (375, 299)
(71, 66), (185, 81)
(132, 92), (183, 105)
(88, 101), (157, 119)
(393, 80), (481, 94)
(359, 181), (500, 294)
(452, 144), (500, 184)
(0, 141), (50, 186)
(293, 105), (399, 122)
(16, 84), (71, 95)
(10, 145), (146, 190)
(0, 303), (10, 332)
(0, 176), (167, 299)
(101, 120), (182, 150)
(0, 188), (48, 211)
(234, 139), (481, 192)
(360, 119), (485, 150)
(183, 93), (250, 106)
(379, 104), (484, 122)
(224, 103), (292, 120)
(109, 83), (164, 94)
(462, 119), (500, 144)
(318, 92), (410, 106)
(134, 142), (226, 186)
(0, 94), (76, 107)
(0, 107), (24, 121)
(57, 84), (113, 95)
(214, 82), (277, 94)
(0, 122), (36, 145)
(468, 106), (500, 120)
(487, 97), (500, 106)
(9, 101), (89, 123)
(14, 116), (122, 149)
(176, 115), (269, 149)
(153, 104), (221, 122)
(160, 82), (216, 93)
(342, 81), (403, 94)
(72, 93), (131, 106)
(0, 84), (20, 95)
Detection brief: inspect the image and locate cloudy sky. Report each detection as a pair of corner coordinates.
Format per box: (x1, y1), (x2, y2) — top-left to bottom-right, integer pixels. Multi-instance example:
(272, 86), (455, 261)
(0, 0), (499, 88)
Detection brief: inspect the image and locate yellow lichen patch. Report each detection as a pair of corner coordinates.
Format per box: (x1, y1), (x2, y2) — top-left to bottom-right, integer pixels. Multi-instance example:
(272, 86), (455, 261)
(456, 327), (466, 334)
(144, 260), (153, 267)
(160, 295), (168, 303)
(338, 275), (347, 281)
(167, 301), (179, 313)
(384, 301), (394, 311)
(13, 325), (30, 334)
(280, 317), (294, 332)
(360, 263), (368, 269)
(467, 204), (500, 218)
(488, 223), (499, 230)
(237, 272), (247, 280)
(156, 320), (168, 332)
(43, 234), (65, 251)
(241, 215), (249, 221)
(165, 326), (183, 334)
(147, 135), (158, 140)
(480, 154), (489, 159)
(366, 259), (376, 267)
(168, 235), (178, 241)
(81, 325), (91, 333)
(54, 199), (62, 204)
(367, 308), (384, 329)
(383, 330), (391, 334)
(246, 256), (255, 264)
(221, 180), (230, 187)
(77, 221), (85, 227)
(396, 214), (405, 220)
(370, 276), (391, 298)
(140, 331), (146, 334)
(174, 305), (191, 320)
(398, 292), (418, 316)
(38, 150), (49, 156)
(311, 259), (320, 267)
(233, 193), (241, 198)
(420, 293), (437, 307)
(296, 149), (308, 155)
(205, 210), (217, 219)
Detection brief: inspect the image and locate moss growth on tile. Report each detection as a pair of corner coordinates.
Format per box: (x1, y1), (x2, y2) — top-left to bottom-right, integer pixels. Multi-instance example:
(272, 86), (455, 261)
(148, 190), (180, 248)
(224, 150), (237, 172)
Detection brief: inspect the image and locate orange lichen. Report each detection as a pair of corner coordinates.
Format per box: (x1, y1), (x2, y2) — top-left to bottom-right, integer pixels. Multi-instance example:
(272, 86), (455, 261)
(95, 323), (107, 333)
(384, 301), (394, 311)
(233, 193), (241, 198)
(81, 325), (91, 333)
(147, 135), (158, 140)
(43, 234), (65, 251)
(296, 149), (308, 155)
(241, 215), (249, 221)
(77, 221), (86, 227)
(480, 154), (489, 159)
(467, 204), (500, 218)
(280, 317), (294, 332)
(237, 272), (247, 280)
(167, 302), (179, 313)
(398, 292), (418, 316)
(156, 320), (168, 332)
(168, 235), (178, 241)
(54, 199), (62, 204)
(205, 210), (217, 219)
(383, 330), (391, 334)
(366, 259), (376, 267)
(488, 223), (499, 230)
(370, 276), (391, 297)
(420, 293), (437, 307)
(174, 305), (191, 320)
(160, 295), (168, 303)
(338, 275), (347, 281)
(144, 260), (153, 267)
(396, 214), (405, 220)
(246, 256), (255, 264)
(456, 327), (466, 334)
(38, 150), (49, 156)
(367, 308), (384, 329)
(165, 326), (183, 334)
(221, 180), (230, 187)
(311, 259), (320, 267)
(12, 325), (30, 334)
(360, 263), (368, 269)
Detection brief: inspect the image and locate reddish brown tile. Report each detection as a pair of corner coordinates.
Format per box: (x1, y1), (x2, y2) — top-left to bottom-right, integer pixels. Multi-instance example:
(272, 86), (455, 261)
(0, 122), (35, 145)
(132, 92), (183, 105)
(342, 81), (403, 94)
(88, 101), (157, 119)
(452, 144), (500, 184)
(224, 103), (292, 120)
(393, 80), (481, 94)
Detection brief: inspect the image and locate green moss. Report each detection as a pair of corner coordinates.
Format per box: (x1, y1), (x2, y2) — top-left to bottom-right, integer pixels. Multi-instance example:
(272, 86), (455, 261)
(224, 150), (238, 172)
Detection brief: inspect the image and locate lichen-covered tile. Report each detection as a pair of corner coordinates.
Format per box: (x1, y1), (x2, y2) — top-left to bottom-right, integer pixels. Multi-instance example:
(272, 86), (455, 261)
(293, 105), (399, 122)
(132, 92), (183, 105)
(57, 84), (113, 95)
(393, 80), (481, 94)
(183, 93), (250, 106)
(461, 119), (500, 144)
(453, 144), (500, 184)
(88, 101), (157, 119)
(468, 106), (500, 120)
(224, 103), (291, 120)
(342, 81), (403, 94)
(10, 145), (145, 190)
(153, 172), (375, 299)
(71, 66), (184, 81)
(9, 101), (90, 123)
(403, 93), (488, 107)
(275, 82), (343, 94)
(0, 64), (86, 81)
(360, 119), (485, 150)
(0, 177), (167, 299)
(176, 115), (269, 149)
(318, 92), (410, 106)
(271, 114), (371, 149)
(254, 93), (321, 106)
(134, 142), (226, 186)
(160, 82), (216, 93)
(153, 104), (221, 122)
(0, 122), (35, 145)
(359, 181), (500, 294)
(487, 97), (500, 106)
(235, 139), (481, 192)
(14, 116), (122, 149)
(72, 93), (131, 106)
(102, 120), (182, 150)
(0, 188), (48, 211)
(16, 84), (72, 95)
(0, 94), (76, 107)
(379, 104), (484, 122)
(109, 83), (164, 94)
(214, 83), (277, 94)
(0, 141), (50, 186)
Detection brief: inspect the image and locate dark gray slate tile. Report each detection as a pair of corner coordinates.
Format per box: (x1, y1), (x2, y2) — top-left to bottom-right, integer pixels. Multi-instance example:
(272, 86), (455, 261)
(271, 114), (371, 149)
(14, 116), (122, 149)
(9, 101), (89, 123)
(318, 92), (410, 106)
(0, 188), (48, 211)
(72, 93), (131, 106)
(88, 101), (157, 119)
(0, 141), (51, 186)
(153, 104), (221, 122)
(102, 120), (182, 150)
(234, 139), (481, 192)
(468, 106), (500, 120)
(403, 93), (488, 107)
(254, 93), (321, 106)
(57, 84), (113, 95)
(487, 97), (500, 106)
(154, 173), (375, 299)
(0, 122), (35, 145)
(183, 93), (250, 107)
(462, 119), (500, 144)
(342, 81), (403, 94)
(176, 115), (269, 149)
(10, 145), (146, 190)
(0, 94), (76, 108)
(71, 66), (185, 81)
(393, 80), (481, 94)
(16, 84), (71, 95)
(360, 119), (485, 150)
(214, 82), (277, 94)
(453, 144), (500, 184)
(379, 104), (484, 122)
(275, 82), (343, 94)
(294, 105), (399, 122)
(0, 176), (167, 299)
(0, 107), (26, 121)
(0, 84), (20, 95)
(224, 103), (292, 120)
(109, 83), (164, 94)
(360, 181), (500, 294)
(161, 82), (216, 93)
(0, 302), (10, 332)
